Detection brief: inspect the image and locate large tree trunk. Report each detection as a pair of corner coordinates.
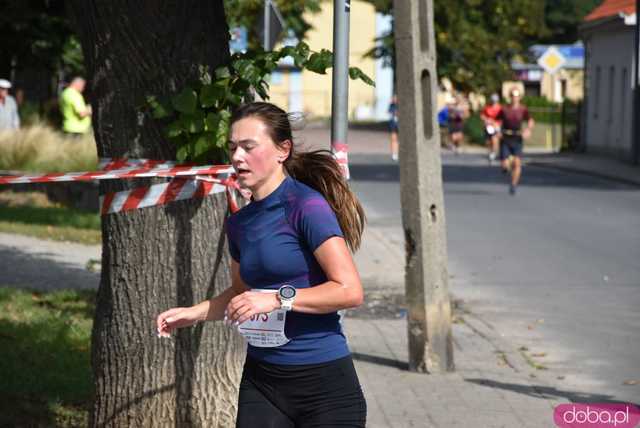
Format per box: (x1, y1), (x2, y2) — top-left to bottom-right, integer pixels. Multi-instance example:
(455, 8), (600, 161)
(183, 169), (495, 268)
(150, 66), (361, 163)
(68, 2), (245, 426)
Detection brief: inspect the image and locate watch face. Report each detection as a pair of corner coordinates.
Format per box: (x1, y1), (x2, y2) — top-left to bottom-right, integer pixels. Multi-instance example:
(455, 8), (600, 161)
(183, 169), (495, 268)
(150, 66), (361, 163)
(279, 285), (296, 299)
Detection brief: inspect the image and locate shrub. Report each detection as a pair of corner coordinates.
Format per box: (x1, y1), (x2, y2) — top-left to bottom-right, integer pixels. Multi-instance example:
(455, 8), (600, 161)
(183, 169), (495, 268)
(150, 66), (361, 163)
(0, 124), (98, 173)
(463, 113), (485, 145)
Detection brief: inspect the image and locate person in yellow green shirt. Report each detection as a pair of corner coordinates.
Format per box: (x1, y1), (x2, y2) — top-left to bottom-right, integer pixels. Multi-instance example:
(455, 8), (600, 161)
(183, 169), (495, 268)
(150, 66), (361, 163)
(60, 77), (92, 135)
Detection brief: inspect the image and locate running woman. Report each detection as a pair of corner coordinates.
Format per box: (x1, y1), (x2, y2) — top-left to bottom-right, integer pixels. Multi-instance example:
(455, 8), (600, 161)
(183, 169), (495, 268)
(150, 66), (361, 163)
(496, 89), (534, 195)
(480, 93), (502, 164)
(157, 102), (367, 427)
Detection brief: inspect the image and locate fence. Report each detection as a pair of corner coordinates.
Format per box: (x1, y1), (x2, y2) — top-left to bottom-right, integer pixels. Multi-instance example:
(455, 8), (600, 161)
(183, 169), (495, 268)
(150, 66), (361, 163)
(527, 102), (581, 152)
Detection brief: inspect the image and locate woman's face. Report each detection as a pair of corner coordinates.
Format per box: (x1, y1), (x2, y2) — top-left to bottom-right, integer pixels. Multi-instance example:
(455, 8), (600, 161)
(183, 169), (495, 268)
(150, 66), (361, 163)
(229, 116), (289, 190)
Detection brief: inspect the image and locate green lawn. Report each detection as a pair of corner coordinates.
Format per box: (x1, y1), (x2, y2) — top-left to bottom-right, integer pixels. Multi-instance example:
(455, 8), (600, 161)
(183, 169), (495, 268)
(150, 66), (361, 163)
(0, 288), (95, 427)
(0, 191), (101, 244)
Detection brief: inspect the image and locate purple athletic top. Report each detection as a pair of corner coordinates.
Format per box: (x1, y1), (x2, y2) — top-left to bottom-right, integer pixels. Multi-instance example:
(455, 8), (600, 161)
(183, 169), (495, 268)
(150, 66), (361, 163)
(497, 105), (530, 131)
(226, 176), (350, 365)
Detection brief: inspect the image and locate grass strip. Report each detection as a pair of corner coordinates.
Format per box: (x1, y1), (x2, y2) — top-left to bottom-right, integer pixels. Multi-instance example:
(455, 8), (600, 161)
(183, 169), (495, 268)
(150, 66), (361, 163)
(0, 194), (101, 244)
(0, 287), (95, 427)
(0, 222), (101, 245)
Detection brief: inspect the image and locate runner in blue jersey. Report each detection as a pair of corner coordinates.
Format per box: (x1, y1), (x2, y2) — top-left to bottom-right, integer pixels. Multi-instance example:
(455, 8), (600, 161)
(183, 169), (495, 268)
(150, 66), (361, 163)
(157, 102), (367, 427)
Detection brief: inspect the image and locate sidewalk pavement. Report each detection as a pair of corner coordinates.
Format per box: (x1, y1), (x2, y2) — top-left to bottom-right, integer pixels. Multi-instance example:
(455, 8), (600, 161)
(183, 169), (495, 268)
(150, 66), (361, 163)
(348, 227), (565, 428)
(338, 128), (640, 427)
(439, 142), (640, 188)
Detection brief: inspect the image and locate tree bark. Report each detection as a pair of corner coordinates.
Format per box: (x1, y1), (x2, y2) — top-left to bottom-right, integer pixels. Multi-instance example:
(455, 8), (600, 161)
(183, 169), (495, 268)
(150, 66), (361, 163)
(67, 2), (244, 426)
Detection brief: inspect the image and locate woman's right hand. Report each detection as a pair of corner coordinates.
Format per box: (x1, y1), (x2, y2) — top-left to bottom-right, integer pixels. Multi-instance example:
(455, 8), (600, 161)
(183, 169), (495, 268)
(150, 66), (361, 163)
(156, 306), (201, 337)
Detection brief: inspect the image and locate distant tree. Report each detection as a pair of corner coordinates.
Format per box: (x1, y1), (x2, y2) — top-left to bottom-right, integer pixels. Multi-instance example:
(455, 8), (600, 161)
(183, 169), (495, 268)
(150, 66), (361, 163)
(0, 1), (66, 76)
(365, 0), (555, 94)
(0, 0), (321, 97)
(435, 0), (546, 93)
(225, 0), (323, 48)
(0, 0), (82, 95)
(536, 0), (602, 44)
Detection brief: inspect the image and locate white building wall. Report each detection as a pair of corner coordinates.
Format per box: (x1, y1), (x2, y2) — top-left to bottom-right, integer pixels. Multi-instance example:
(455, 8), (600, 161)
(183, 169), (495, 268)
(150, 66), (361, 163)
(584, 22), (635, 160)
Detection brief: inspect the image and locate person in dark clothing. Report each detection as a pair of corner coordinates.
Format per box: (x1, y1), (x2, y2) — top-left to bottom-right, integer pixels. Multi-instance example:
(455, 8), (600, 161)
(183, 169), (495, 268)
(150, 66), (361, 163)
(447, 98), (466, 154)
(496, 89), (534, 195)
(388, 95), (399, 161)
(157, 102), (367, 427)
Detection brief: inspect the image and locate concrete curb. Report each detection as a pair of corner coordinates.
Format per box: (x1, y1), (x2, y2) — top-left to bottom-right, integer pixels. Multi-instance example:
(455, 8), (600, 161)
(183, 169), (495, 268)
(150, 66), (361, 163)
(526, 161), (640, 187)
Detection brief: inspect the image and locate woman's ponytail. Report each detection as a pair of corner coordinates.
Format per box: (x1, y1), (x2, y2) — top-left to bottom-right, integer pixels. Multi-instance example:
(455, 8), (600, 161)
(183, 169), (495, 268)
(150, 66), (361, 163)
(285, 150), (365, 252)
(231, 102), (366, 252)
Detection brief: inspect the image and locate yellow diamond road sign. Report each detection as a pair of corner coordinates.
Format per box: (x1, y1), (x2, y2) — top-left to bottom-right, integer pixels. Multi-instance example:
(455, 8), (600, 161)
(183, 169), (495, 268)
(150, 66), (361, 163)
(537, 46), (566, 75)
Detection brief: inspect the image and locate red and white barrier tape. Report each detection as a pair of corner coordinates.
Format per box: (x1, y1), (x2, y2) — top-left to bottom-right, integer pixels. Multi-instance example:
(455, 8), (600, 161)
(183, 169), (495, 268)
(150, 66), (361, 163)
(99, 175), (239, 215)
(0, 164), (234, 185)
(1, 144), (350, 214)
(331, 142), (350, 180)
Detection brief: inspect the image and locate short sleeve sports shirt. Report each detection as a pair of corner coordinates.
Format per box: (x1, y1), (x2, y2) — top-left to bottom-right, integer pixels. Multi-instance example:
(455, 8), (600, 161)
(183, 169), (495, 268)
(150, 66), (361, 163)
(481, 104), (502, 125)
(497, 105), (530, 131)
(60, 87), (91, 134)
(226, 176), (350, 365)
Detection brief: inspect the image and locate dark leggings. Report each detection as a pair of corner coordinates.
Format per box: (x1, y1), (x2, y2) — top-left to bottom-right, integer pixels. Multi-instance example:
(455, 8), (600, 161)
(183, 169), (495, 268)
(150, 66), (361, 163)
(236, 355), (367, 428)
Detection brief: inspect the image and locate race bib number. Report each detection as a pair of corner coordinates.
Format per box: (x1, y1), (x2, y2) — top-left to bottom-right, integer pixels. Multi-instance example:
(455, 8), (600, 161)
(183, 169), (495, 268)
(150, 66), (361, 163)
(236, 290), (289, 348)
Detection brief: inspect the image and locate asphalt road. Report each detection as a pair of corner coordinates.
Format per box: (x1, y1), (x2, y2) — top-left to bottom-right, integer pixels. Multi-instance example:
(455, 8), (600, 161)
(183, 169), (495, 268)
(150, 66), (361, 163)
(348, 150), (640, 405)
(1, 123), (637, 405)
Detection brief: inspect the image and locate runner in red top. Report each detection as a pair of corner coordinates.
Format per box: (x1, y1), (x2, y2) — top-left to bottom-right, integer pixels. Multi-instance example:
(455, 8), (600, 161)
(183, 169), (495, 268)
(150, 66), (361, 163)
(496, 89), (535, 195)
(480, 93), (502, 164)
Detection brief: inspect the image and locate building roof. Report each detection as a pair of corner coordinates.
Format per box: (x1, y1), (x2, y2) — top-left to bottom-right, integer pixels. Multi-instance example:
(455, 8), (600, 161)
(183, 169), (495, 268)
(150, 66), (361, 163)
(584, 0), (636, 22)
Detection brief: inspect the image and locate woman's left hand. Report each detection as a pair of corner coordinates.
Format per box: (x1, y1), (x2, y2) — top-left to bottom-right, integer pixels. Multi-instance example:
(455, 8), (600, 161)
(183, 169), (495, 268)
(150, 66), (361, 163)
(225, 291), (280, 325)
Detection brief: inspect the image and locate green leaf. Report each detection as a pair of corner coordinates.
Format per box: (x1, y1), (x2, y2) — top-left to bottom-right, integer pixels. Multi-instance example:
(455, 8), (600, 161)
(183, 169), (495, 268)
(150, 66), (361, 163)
(172, 87), (197, 114)
(200, 83), (226, 108)
(165, 121), (183, 138)
(193, 133), (215, 158)
(254, 80), (270, 100)
(176, 143), (190, 162)
(262, 59), (278, 73)
(279, 46), (296, 62)
(349, 67), (375, 87)
(226, 92), (243, 107)
(181, 111), (205, 134)
(147, 95), (173, 119)
(235, 61), (261, 85)
(215, 66), (231, 79)
(232, 58), (251, 73)
(296, 42), (310, 61)
(305, 50), (333, 74)
(203, 111), (231, 148)
(290, 42), (312, 68)
(231, 78), (251, 94)
(215, 110), (231, 148)
(204, 113), (219, 132)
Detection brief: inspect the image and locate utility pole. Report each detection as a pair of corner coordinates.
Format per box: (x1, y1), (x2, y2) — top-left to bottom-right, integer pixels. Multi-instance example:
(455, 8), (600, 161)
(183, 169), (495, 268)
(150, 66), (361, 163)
(331, 0), (351, 178)
(394, 0), (454, 373)
(633, 0), (639, 164)
(263, 0), (270, 50)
